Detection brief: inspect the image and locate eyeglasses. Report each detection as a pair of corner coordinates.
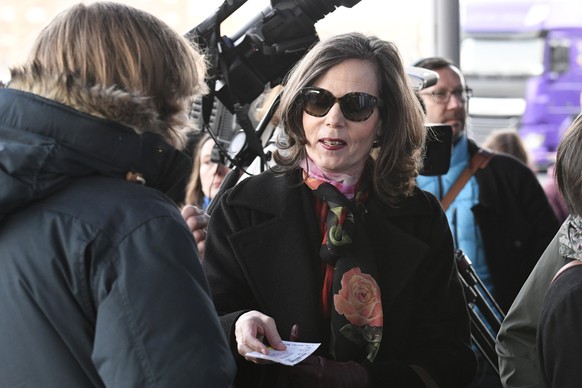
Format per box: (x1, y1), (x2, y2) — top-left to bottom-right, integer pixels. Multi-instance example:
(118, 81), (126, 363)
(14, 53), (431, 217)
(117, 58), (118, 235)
(420, 88), (473, 105)
(299, 87), (383, 122)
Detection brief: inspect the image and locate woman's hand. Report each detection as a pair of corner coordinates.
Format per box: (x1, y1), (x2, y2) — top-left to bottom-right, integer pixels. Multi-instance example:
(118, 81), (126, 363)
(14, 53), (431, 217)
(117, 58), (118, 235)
(180, 205), (209, 258)
(235, 310), (286, 362)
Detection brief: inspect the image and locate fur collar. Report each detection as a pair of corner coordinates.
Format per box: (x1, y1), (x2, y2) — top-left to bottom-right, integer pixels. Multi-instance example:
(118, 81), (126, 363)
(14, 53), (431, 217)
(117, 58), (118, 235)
(8, 65), (173, 145)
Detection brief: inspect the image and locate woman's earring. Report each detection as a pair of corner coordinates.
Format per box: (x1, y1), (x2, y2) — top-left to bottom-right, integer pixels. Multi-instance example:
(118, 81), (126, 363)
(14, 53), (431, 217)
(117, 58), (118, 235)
(372, 136), (381, 148)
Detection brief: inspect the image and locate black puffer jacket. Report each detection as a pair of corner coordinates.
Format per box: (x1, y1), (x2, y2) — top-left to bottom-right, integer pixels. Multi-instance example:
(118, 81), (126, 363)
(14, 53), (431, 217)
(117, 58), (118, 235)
(0, 77), (235, 387)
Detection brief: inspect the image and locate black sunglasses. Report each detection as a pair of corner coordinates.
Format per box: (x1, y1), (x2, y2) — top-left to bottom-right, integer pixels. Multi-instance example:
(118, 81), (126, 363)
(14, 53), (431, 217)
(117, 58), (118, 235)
(299, 87), (383, 122)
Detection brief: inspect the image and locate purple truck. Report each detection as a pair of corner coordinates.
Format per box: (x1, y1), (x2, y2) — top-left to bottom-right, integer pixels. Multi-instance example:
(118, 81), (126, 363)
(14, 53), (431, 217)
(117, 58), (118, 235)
(460, 0), (582, 170)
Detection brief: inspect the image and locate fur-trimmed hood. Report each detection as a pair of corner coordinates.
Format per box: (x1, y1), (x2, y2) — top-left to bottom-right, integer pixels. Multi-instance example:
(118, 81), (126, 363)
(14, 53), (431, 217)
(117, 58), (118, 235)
(0, 75), (192, 222)
(9, 65), (171, 143)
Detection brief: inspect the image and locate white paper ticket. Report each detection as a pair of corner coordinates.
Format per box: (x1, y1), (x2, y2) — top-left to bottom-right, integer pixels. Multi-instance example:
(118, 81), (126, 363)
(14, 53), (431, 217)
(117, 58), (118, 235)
(245, 341), (321, 366)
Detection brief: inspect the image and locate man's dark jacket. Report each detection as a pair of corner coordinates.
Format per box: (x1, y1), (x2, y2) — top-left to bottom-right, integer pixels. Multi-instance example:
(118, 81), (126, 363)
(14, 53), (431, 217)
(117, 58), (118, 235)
(469, 140), (560, 311)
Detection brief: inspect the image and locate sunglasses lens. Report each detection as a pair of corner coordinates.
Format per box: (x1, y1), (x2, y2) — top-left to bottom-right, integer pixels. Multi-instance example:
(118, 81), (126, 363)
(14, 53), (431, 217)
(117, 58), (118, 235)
(340, 93), (376, 122)
(301, 88), (380, 122)
(302, 89), (333, 117)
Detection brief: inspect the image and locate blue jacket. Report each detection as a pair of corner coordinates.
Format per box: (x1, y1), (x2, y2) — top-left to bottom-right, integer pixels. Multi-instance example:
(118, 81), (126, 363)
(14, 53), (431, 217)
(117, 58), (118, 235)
(417, 136), (489, 288)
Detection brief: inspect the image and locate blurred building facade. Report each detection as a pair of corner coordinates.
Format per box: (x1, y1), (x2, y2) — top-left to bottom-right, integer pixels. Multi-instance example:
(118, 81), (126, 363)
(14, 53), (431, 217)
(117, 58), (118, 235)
(0, 0), (434, 82)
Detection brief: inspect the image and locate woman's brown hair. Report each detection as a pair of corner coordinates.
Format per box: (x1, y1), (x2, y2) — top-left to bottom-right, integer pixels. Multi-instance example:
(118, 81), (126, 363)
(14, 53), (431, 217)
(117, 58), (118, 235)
(184, 133), (212, 206)
(275, 32), (426, 206)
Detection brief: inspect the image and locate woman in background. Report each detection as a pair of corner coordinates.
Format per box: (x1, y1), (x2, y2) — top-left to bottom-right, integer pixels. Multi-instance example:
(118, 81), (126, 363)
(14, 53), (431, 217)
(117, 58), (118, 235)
(482, 128), (533, 170)
(184, 133), (231, 210)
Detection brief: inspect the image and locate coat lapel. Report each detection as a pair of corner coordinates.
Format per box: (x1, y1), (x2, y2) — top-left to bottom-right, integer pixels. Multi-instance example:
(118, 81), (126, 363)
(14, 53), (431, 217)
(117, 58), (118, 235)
(226, 177), (327, 341)
(364, 207), (430, 310)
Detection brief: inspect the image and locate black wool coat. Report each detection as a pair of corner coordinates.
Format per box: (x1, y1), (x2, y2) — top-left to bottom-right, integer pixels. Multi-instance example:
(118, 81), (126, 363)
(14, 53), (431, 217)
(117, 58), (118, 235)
(204, 169), (477, 388)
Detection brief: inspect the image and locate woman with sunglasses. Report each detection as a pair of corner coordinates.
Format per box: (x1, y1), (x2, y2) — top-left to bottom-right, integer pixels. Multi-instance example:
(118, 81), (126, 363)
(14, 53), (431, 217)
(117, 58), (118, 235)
(203, 32), (477, 388)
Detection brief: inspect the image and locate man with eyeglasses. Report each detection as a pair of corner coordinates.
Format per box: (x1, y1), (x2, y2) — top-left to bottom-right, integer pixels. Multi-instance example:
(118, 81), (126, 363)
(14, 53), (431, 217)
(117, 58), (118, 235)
(415, 57), (559, 388)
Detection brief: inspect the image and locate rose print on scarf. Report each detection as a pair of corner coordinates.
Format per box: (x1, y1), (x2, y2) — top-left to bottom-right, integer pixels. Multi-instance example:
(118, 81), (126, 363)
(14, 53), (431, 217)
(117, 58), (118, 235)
(333, 267), (383, 362)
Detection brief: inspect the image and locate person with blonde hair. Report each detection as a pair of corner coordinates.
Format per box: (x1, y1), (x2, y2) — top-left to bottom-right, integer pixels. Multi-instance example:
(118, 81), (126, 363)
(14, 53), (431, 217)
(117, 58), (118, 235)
(0, 2), (235, 386)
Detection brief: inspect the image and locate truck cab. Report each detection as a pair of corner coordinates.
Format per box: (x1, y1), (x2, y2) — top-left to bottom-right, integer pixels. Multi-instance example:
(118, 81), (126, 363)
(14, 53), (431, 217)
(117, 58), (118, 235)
(461, 0), (582, 170)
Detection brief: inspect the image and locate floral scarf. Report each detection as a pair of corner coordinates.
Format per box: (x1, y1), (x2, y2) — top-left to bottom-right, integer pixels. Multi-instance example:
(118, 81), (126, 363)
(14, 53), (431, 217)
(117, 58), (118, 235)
(302, 160), (383, 363)
(559, 214), (582, 260)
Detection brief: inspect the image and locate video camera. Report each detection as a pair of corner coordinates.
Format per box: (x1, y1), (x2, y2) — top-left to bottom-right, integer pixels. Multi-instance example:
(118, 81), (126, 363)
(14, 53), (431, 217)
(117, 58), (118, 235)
(186, 0), (361, 114)
(186, 0), (362, 174)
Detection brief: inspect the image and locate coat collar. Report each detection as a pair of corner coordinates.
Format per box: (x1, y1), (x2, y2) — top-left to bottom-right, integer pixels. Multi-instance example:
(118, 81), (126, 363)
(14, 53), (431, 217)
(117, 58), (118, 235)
(0, 88), (191, 219)
(229, 169), (434, 219)
(7, 65), (170, 143)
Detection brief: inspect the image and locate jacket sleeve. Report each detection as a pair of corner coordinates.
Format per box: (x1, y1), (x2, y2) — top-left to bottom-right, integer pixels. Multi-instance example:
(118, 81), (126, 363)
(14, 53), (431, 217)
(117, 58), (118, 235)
(367, 193), (477, 387)
(203, 186), (261, 355)
(91, 214), (236, 387)
(409, 197), (477, 387)
(496, 233), (562, 388)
